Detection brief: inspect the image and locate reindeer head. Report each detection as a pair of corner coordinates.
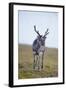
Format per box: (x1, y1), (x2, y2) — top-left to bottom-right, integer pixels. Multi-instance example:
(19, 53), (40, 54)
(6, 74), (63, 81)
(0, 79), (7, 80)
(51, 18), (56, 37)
(34, 25), (49, 46)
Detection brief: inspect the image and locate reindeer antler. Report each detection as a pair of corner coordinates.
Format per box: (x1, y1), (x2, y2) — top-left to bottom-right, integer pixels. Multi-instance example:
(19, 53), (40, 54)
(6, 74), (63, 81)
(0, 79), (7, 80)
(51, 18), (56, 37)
(44, 28), (49, 37)
(34, 25), (41, 37)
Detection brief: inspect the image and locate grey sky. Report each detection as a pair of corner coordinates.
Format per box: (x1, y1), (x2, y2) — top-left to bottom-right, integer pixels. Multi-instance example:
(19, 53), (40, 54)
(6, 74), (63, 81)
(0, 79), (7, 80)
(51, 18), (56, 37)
(18, 10), (58, 48)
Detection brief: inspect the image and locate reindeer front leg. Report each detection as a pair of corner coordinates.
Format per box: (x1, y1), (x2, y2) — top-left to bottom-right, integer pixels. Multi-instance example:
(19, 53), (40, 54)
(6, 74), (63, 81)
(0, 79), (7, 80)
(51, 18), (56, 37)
(33, 54), (35, 69)
(38, 52), (43, 71)
(41, 53), (44, 69)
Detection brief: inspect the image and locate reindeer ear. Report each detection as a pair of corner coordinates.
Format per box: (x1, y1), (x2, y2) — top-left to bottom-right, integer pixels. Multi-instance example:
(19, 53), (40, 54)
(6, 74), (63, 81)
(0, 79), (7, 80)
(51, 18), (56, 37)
(43, 36), (47, 39)
(45, 36), (47, 39)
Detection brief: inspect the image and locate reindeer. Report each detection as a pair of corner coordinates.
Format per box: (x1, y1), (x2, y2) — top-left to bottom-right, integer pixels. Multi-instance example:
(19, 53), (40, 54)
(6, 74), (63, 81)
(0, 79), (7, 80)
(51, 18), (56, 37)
(32, 25), (49, 70)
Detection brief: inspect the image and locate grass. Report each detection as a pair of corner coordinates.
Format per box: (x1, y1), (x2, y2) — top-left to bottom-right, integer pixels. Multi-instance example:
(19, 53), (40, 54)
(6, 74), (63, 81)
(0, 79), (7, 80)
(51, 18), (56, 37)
(18, 44), (58, 79)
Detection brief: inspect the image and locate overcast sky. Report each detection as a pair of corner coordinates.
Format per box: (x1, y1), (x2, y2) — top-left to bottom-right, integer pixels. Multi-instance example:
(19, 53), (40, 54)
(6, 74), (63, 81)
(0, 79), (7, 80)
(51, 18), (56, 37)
(18, 10), (58, 48)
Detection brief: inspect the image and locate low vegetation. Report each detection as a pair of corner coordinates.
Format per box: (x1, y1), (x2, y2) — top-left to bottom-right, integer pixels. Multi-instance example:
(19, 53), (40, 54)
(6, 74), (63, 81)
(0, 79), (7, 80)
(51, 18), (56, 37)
(18, 44), (58, 79)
